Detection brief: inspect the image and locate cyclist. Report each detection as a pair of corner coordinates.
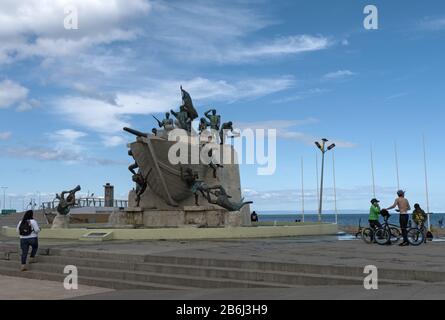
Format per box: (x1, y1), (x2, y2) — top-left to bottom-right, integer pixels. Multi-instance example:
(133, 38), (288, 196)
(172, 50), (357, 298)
(386, 190), (411, 247)
(412, 203), (427, 228)
(369, 198), (382, 230)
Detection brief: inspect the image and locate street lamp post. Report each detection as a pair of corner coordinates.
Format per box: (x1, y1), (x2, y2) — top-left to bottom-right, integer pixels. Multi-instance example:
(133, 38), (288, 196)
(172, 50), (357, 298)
(315, 139), (336, 222)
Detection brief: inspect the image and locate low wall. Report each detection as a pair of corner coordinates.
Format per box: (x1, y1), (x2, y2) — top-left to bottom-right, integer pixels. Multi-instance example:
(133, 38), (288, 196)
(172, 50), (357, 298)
(2, 224), (337, 241)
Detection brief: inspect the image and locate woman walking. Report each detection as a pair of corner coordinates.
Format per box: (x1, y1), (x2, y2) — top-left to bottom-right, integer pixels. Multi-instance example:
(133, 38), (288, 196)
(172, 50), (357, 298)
(16, 210), (40, 271)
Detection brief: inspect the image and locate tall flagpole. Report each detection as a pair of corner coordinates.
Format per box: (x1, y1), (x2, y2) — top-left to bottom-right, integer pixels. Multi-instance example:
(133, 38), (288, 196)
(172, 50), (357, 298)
(423, 135), (431, 231)
(301, 157), (305, 223)
(316, 153), (320, 207)
(370, 144), (376, 198)
(394, 142), (400, 191)
(332, 150), (338, 225)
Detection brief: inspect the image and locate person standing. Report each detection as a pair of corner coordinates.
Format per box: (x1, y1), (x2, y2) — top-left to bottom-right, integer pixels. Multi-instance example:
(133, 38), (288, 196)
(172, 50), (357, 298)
(412, 204), (427, 229)
(16, 210), (40, 271)
(369, 198), (382, 230)
(386, 190), (411, 246)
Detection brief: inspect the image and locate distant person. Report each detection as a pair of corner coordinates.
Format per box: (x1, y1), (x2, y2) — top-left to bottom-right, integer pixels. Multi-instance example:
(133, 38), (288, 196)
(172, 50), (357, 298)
(369, 198), (382, 230)
(16, 210), (40, 271)
(250, 211), (259, 222)
(386, 190), (411, 247)
(412, 204), (427, 228)
(439, 218), (444, 229)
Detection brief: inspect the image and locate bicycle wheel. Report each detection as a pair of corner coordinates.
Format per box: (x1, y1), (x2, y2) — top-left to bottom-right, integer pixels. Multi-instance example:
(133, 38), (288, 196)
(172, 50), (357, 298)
(374, 228), (391, 245)
(390, 227), (402, 243)
(407, 228), (424, 246)
(361, 228), (374, 244)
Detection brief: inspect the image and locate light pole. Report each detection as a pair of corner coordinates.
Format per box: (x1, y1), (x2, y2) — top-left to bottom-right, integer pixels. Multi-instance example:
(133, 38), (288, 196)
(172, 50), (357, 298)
(1, 187), (8, 211)
(315, 139), (336, 222)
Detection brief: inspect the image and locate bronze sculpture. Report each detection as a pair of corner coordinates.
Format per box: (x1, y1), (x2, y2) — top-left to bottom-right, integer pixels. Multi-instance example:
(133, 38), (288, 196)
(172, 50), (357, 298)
(56, 185), (81, 216)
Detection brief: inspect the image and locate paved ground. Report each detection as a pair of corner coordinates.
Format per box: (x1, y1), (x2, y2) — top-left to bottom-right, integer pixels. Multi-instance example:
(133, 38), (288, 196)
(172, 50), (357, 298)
(2, 234), (445, 299)
(2, 235), (445, 272)
(73, 285), (445, 300)
(0, 275), (113, 300)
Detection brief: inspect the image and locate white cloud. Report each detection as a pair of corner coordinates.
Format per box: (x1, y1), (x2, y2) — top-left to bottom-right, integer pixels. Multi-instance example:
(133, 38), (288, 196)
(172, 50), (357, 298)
(4, 128), (125, 165)
(0, 132), (12, 140)
(221, 35), (330, 63)
(272, 88), (329, 104)
(323, 70), (356, 80)
(54, 76), (296, 134)
(0, 0), (150, 63)
(236, 118), (356, 148)
(420, 17), (445, 30)
(242, 185), (398, 210)
(102, 135), (126, 147)
(385, 92), (409, 101)
(0, 80), (28, 108)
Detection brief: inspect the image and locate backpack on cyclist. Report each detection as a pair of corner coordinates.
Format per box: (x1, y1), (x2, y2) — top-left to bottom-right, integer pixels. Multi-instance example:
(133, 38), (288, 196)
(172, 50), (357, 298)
(19, 220), (33, 236)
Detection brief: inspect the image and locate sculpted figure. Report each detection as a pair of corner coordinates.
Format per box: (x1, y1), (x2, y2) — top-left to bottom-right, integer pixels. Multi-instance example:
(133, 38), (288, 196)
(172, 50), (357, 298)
(219, 121), (234, 145)
(171, 106), (192, 132)
(204, 109), (221, 131)
(56, 185), (81, 216)
(208, 185), (252, 212)
(180, 167), (211, 206)
(153, 112), (174, 131)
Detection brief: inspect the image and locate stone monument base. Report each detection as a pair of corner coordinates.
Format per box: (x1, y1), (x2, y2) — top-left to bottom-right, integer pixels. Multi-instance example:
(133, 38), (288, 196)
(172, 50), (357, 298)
(109, 206), (243, 228)
(51, 214), (70, 229)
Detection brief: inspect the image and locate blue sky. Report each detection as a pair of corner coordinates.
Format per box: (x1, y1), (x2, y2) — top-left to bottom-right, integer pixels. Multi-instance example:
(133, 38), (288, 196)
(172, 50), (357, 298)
(0, 0), (444, 212)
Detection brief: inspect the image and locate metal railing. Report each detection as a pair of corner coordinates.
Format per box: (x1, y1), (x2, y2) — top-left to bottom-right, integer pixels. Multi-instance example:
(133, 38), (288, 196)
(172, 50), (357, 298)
(41, 197), (128, 210)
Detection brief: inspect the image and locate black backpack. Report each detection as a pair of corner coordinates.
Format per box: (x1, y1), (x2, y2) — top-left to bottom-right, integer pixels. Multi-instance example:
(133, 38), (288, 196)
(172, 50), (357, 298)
(19, 220), (33, 236)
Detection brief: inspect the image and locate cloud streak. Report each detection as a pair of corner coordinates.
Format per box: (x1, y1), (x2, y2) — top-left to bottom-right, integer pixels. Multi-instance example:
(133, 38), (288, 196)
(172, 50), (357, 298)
(54, 76), (296, 134)
(236, 118), (356, 148)
(0, 132), (12, 140)
(323, 70), (356, 80)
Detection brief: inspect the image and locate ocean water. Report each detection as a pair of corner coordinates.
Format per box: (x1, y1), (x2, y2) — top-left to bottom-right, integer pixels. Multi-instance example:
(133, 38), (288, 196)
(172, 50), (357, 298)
(258, 212), (445, 227)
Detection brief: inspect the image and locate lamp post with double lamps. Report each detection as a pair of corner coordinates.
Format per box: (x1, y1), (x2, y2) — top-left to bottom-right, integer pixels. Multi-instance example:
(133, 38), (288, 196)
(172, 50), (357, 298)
(315, 139), (336, 222)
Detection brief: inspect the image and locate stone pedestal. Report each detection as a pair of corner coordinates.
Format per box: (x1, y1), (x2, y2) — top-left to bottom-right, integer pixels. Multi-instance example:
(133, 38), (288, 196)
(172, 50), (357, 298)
(109, 208), (144, 227)
(51, 214), (70, 229)
(108, 206), (243, 228)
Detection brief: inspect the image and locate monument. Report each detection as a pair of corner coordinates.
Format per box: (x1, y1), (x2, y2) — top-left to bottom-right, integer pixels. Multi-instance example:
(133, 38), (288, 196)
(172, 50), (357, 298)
(110, 87), (252, 228)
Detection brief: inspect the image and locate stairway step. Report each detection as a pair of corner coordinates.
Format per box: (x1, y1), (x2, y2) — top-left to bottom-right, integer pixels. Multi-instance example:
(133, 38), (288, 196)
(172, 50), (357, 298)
(3, 249), (443, 284)
(0, 260), (292, 289)
(0, 254), (375, 286)
(0, 265), (194, 291)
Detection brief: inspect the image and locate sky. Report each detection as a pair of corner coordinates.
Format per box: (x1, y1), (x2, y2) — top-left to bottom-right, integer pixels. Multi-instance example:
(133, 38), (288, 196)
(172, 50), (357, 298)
(0, 0), (444, 212)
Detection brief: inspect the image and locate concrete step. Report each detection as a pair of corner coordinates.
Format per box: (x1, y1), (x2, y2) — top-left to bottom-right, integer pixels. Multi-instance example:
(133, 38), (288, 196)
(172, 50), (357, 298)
(1, 252), (430, 287)
(0, 262), (195, 291)
(49, 249), (443, 284)
(0, 260), (291, 289)
(1, 254), (364, 286)
(142, 255), (445, 284)
(2, 246), (444, 286)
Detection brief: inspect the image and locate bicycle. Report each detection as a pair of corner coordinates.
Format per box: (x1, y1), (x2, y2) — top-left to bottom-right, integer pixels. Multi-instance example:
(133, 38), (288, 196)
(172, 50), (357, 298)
(370, 212), (402, 245)
(407, 223), (427, 246)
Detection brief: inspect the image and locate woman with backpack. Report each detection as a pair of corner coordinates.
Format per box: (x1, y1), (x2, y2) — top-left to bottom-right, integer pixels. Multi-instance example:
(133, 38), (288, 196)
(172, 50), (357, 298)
(16, 210), (40, 271)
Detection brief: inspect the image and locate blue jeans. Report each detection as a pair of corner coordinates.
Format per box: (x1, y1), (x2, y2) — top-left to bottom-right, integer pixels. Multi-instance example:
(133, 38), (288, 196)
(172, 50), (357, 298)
(20, 238), (38, 265)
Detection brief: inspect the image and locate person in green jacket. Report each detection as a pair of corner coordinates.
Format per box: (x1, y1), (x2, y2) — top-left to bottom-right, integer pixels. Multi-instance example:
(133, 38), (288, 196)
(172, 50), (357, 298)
(369, 198), (382, 229)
